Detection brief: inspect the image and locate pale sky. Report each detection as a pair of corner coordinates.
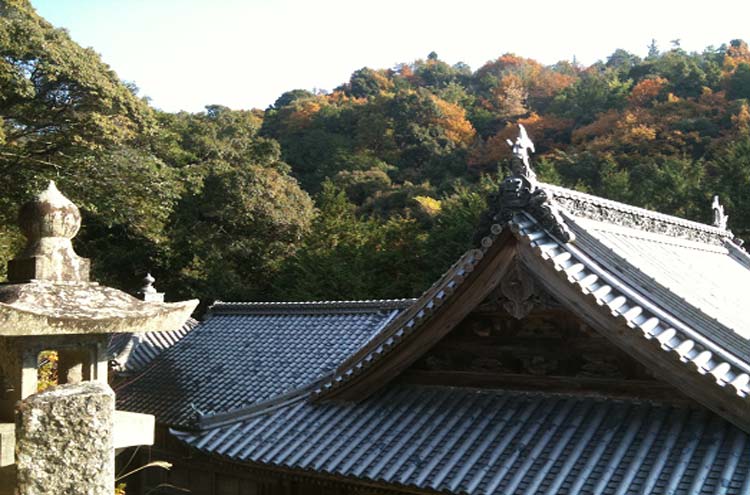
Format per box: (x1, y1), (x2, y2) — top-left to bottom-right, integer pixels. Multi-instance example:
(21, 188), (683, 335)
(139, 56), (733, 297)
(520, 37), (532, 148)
(32, 0), (750, 113)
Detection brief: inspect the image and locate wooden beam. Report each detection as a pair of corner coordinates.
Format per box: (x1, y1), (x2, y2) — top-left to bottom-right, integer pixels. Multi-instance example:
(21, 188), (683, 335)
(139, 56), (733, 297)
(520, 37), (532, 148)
(326, 235), (518, 401)
(400, 370), (689, 403)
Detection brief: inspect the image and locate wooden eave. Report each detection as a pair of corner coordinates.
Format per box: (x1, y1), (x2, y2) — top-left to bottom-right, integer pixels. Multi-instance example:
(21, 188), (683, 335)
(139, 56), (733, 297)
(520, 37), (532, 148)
(317, 230), (517, 401)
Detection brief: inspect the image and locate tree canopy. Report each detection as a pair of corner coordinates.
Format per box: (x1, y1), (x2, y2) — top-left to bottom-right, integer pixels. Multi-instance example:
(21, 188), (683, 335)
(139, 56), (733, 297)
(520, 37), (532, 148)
(3, 1), (750, 305)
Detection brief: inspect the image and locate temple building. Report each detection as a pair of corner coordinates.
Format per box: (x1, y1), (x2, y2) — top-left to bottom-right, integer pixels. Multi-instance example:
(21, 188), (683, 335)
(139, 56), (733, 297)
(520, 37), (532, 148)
(118, 129), (750, 495)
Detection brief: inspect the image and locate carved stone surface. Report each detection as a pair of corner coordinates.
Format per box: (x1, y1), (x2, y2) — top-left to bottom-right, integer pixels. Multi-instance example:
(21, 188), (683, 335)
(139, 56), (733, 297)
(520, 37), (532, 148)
(15, 382), (114, 495)
(712, 195), (729, 230)
(506, 124), (537, 182)
(477, 261), (561, 317)
(551, 193), (726, 246)
(8, 181), (90, 282)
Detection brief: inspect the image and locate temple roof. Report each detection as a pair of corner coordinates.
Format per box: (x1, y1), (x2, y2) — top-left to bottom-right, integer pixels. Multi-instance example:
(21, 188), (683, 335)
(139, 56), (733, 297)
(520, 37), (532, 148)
(116, 299), (413, 427)
(315, 180), (750, 431)
(175, 384), (750, 495)
(118, 162), (750, 493)
(108, 317), (199, 374)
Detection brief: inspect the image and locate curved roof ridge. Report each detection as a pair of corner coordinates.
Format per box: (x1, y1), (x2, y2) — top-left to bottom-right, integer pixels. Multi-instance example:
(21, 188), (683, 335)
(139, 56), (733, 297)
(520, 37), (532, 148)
(541, 183), (732, 243)
(211, 298), (417, 313)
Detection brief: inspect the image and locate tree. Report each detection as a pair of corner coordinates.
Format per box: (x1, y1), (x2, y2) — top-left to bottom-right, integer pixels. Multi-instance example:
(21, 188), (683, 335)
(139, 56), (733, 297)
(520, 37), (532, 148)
(0, 0), (162, 283)
(0, 0), (152, 161)
(272, 181), (428, 300)
(728, 63), (750, 100)
(549, 69), (631, 125)
(343, 68), (393, 98)
(149, 106), (315, 301)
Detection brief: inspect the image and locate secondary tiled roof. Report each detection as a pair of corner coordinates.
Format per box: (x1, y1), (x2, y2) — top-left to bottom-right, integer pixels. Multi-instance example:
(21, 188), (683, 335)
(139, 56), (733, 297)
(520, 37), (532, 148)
(176, 385), (750, 495)
(109, 318), (199, 373)
(116, 299), (413, 427)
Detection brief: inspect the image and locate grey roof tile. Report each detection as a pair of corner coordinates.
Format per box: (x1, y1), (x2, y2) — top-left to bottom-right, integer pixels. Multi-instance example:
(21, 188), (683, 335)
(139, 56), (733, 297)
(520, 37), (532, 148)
(108, 317), (198, 373)
(316, 192), (750, 416)
(116, 300), (412, 427)
(176, 385), (750, 495)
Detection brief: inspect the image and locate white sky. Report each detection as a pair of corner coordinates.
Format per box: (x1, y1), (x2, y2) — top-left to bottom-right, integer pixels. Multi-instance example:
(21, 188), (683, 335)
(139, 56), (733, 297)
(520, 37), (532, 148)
(32, 0), (750, 113)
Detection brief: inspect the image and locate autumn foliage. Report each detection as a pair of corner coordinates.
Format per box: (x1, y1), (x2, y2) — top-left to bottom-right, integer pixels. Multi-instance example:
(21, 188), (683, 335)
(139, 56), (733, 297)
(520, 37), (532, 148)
(3, 0), (750, 303)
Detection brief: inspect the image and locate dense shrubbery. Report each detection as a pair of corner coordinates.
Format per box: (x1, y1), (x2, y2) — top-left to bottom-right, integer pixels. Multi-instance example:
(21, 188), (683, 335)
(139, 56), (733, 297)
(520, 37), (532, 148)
(3, 0), (750, 302)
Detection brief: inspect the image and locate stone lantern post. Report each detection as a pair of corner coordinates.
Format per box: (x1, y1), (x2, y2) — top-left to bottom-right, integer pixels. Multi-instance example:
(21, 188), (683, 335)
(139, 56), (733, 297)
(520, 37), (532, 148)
(0, 182), (198, 494)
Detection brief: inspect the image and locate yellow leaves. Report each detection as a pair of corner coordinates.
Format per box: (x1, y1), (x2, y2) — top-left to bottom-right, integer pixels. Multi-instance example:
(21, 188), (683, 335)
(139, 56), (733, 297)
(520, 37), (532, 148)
(732, 102), (750, 133)
(430, 95), (476, 146)
(37, 350), (58, 392)
(285, 98), (327, 132)
(628, 124), (656, 141)
(414, 195), (442, 216)
(571, 109), (657, 152)
(368, 69), (395, 93)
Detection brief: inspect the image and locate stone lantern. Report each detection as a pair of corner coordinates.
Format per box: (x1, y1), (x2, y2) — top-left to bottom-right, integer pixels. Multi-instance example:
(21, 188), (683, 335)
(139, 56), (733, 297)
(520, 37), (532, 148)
(0, 182), (198, 491)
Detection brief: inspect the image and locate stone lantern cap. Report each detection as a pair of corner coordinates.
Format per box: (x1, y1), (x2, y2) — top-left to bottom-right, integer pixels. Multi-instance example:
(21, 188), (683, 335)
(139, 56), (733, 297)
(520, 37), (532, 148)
(0, 181), (198, 336)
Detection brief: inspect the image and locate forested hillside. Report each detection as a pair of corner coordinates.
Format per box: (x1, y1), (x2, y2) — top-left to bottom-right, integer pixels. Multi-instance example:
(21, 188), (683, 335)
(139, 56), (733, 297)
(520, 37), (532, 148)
(3, 0), (750, 304)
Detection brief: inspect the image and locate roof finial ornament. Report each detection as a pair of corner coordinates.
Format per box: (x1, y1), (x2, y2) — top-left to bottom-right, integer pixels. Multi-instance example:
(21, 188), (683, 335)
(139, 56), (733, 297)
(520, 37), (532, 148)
(506, 124), (537, 183)
(138, 272), (165, 303)
(712, 195), (728, 230)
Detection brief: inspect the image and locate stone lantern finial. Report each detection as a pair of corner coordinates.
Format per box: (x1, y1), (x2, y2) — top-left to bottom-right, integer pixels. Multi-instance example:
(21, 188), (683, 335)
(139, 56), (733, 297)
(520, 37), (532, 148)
(138, 272), (164, 303)
(7, 180), (90, 282)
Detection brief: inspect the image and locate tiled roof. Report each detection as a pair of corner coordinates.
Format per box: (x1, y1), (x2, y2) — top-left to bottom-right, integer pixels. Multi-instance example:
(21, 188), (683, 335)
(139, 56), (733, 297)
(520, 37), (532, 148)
(315, 183), (750, 431)
(176, 385), (750, 495)
(510, 210), (750, 398)
(108, 317), (199, 373)
(116, 299), (413, 427)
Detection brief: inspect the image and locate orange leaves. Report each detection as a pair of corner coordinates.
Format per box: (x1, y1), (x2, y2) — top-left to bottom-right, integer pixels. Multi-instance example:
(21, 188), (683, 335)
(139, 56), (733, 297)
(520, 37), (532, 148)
(572, 110), (621, 144)
(476, 53), (575, 113)
(471, 113), (572, 167)
(431, 95), (476, 146)
(491, 73), (528, 118)
(724, 40), (750, 71)
(287, 101), (322, 130)
(572, 109), (657, 152)
(531, 69), (576, 102)
(629, 77), (667, 106)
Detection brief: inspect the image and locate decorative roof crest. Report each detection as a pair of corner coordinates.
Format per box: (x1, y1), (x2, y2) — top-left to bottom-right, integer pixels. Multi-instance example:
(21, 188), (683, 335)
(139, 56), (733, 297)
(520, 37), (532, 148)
(475, 126), (574, 244)
(506, 124), (537, 184)
(712, 195), (728, 230)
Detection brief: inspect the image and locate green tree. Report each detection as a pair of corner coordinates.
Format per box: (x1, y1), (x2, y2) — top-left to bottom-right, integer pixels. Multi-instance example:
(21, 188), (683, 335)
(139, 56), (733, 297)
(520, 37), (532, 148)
(149, 106), (315, 301)
(272, 181), (427, 300)
(549, 69), (631, 125)
(0, 0), (163, 283)
(728, 63), (750, 100)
